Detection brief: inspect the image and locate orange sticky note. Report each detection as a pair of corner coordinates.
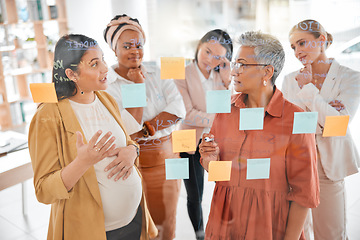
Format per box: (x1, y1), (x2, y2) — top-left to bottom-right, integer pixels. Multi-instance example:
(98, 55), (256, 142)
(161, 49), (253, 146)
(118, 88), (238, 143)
(322, 115), (350, 137)
(208, 161), (232, 182)
(160, 57), (185, 79)
(30, 83), (58, 103)
(172, 129), (196, 153)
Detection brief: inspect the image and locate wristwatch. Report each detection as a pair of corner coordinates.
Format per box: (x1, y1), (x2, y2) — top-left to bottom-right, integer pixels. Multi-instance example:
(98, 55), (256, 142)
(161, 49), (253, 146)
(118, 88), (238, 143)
(130, 144), (140, 158)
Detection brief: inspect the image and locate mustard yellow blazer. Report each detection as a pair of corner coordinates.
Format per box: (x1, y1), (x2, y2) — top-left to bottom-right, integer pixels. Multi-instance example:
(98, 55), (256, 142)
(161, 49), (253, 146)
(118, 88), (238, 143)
(28, 91), (158, 240)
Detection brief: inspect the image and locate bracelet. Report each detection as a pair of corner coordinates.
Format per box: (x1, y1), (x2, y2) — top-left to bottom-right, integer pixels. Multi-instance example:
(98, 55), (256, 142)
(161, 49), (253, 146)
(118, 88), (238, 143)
(142, 124), (150, 138)
(144, 121), (155, 136)
(129, 144), (140, 158)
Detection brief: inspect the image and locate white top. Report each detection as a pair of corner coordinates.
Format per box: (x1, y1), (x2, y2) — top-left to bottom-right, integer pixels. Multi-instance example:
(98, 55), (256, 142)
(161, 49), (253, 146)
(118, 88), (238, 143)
(195, 63), (214, 136)
(282, 59), (360, 181)
(69, 96), (142, 231)
(106, 64), (186, 140)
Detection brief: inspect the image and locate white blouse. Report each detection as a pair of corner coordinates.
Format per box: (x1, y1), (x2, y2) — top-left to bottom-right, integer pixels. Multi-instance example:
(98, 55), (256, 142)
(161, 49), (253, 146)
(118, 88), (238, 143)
(106, 64), (186, 140)
(194, 62), (215, 136)
(70, 96), (142, 231)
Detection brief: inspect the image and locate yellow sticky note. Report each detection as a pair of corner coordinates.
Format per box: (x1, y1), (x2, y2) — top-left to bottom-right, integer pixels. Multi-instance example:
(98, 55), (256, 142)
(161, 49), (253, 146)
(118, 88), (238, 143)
(172, 129), (196, 153)
(322, 115), (350, 137)
(160, 57), (185, 80)
(30, 83), (58, 103)
(208, 161), (232, 182)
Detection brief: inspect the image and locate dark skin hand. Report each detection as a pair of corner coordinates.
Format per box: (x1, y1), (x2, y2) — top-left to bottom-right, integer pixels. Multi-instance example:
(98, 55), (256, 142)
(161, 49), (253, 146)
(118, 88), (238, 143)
(130, 112), (180, 140)
(198, 133), (220, 172)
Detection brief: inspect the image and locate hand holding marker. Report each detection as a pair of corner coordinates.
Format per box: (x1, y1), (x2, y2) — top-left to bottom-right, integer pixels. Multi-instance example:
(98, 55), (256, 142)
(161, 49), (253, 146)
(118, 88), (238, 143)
(204, 137), (214, 142)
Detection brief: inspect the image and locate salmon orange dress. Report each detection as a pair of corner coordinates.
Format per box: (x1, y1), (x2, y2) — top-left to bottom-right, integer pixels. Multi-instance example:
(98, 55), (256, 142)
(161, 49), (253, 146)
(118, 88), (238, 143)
(205, 87), (320, 240)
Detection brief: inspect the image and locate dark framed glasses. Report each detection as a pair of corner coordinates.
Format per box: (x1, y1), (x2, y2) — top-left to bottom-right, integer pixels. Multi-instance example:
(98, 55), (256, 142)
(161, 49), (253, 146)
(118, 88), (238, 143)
(230, 62), (275, 73)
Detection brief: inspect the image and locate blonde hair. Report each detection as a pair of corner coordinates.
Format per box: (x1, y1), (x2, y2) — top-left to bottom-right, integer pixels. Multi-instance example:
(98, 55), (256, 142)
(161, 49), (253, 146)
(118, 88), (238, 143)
(289, 19), (333, 49)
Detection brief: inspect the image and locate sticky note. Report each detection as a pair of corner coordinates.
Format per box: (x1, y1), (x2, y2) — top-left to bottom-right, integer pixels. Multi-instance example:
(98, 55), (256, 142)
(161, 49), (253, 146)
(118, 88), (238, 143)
(206, 90), (231, 113)
(121, 83), (147, 108)
(239, 108), (264, 130)
(29, 83), (58, 103)
(292, 112), (318, 134)
(165, 158), (189, 180)
(246, 158), (270, 180)
(208, 161), (232, 181)
(160, 57), (185, 79)
(323, 115), (350, 137)
(172, 129), (196, 153)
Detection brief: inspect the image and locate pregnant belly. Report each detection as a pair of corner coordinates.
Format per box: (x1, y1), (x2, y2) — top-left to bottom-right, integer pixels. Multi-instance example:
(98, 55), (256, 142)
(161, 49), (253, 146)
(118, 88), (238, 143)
(95, 164), (143, 230)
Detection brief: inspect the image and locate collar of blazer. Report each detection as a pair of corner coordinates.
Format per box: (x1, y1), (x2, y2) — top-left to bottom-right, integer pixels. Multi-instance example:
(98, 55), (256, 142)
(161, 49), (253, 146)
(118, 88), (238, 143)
(315, 59), (340, 99)
(56, 91), (129, 208)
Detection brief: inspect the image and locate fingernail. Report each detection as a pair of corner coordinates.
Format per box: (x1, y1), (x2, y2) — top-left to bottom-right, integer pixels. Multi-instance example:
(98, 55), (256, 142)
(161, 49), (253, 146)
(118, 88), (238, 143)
(104, 168), (108, 172)
(98, 130), (102, 134)
(108, 175), (111, 179)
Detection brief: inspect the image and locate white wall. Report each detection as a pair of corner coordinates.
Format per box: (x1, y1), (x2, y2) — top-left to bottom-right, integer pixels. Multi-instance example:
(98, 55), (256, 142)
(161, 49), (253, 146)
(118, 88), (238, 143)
(65, 0), (116, 66)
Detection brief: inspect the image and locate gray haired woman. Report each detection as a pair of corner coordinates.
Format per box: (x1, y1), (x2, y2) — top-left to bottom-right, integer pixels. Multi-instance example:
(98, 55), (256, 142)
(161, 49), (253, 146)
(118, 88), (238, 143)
(199, 31), (320, 240)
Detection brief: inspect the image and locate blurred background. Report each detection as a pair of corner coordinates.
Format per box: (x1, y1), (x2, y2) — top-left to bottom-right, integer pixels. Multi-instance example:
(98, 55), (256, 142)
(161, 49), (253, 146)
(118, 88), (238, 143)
(0, 0), (360, 239)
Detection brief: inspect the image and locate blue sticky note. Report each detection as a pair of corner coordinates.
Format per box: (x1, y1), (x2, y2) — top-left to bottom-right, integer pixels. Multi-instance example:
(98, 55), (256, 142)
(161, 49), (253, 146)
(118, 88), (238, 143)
(206, 90), (231, 113)
(121, 83), (147, 108)
(239, 108), (264, 130)
(246, 158), (271, 180)
(165, 158), (189, 180)
(292, 112), (318, 134)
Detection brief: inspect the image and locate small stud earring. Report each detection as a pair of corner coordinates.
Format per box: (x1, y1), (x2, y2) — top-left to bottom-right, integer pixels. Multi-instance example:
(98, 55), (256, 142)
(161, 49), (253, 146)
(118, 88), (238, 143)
(263, 80), (267, 86)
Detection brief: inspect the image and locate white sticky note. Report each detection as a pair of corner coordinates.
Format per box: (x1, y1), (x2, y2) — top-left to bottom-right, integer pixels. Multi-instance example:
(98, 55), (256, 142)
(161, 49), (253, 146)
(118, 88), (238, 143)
(246, 158), (270, 180)
(165, 158), (189, 180)
(239, 108), (264, 130)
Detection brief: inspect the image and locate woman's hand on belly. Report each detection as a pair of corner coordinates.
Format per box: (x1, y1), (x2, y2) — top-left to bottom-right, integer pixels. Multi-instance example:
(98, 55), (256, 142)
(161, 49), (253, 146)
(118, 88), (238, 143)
(76, 130), (117, 167)
(61, 131), (117, 191)
(104, 145), (138, 181)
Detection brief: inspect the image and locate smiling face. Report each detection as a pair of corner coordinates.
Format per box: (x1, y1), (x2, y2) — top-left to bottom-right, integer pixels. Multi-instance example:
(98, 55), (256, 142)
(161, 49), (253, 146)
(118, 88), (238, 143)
(289, 30), (325, 65)
(231, 46), (265, 94)
(196, 41), (227, 73)
(75, 46), (108, 93)
(115, 30), (144, 69)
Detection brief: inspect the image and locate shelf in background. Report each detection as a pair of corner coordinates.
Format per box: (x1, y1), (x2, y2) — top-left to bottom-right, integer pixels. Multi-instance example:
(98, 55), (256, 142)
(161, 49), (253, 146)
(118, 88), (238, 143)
(4, 67), (52, 77)
(7, 97), (33, 104)
(0, 18), (67, 27)
(0, 43), (38, 52)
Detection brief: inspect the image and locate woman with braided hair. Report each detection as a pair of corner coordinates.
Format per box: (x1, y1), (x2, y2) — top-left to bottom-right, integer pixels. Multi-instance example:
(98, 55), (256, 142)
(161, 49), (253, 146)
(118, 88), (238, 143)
(104, 14), (186, 240)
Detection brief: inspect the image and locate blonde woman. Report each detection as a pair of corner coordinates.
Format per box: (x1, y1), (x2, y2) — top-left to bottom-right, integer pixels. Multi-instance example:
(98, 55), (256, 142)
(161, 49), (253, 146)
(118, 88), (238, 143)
(282, 19), (360, 239)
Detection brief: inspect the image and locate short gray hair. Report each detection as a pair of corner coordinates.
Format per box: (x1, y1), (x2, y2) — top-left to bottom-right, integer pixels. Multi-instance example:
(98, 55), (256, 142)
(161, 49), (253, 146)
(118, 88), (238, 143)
(238, 31), (285, 85)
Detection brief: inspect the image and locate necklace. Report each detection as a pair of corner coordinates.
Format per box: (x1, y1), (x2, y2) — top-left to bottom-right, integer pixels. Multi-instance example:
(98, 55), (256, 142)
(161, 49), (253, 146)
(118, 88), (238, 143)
(312, 74), (325, 90)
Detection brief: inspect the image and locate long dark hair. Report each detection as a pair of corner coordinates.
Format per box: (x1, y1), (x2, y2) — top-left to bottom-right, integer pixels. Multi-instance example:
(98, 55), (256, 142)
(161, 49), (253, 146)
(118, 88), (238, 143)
(194, 29), (233, 72)
(52, 34), (98, 100)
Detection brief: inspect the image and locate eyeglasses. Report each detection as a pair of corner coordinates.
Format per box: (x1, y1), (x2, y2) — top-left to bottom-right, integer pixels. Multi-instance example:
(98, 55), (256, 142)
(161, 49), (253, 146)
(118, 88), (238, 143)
(230, 62), (272, 73)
